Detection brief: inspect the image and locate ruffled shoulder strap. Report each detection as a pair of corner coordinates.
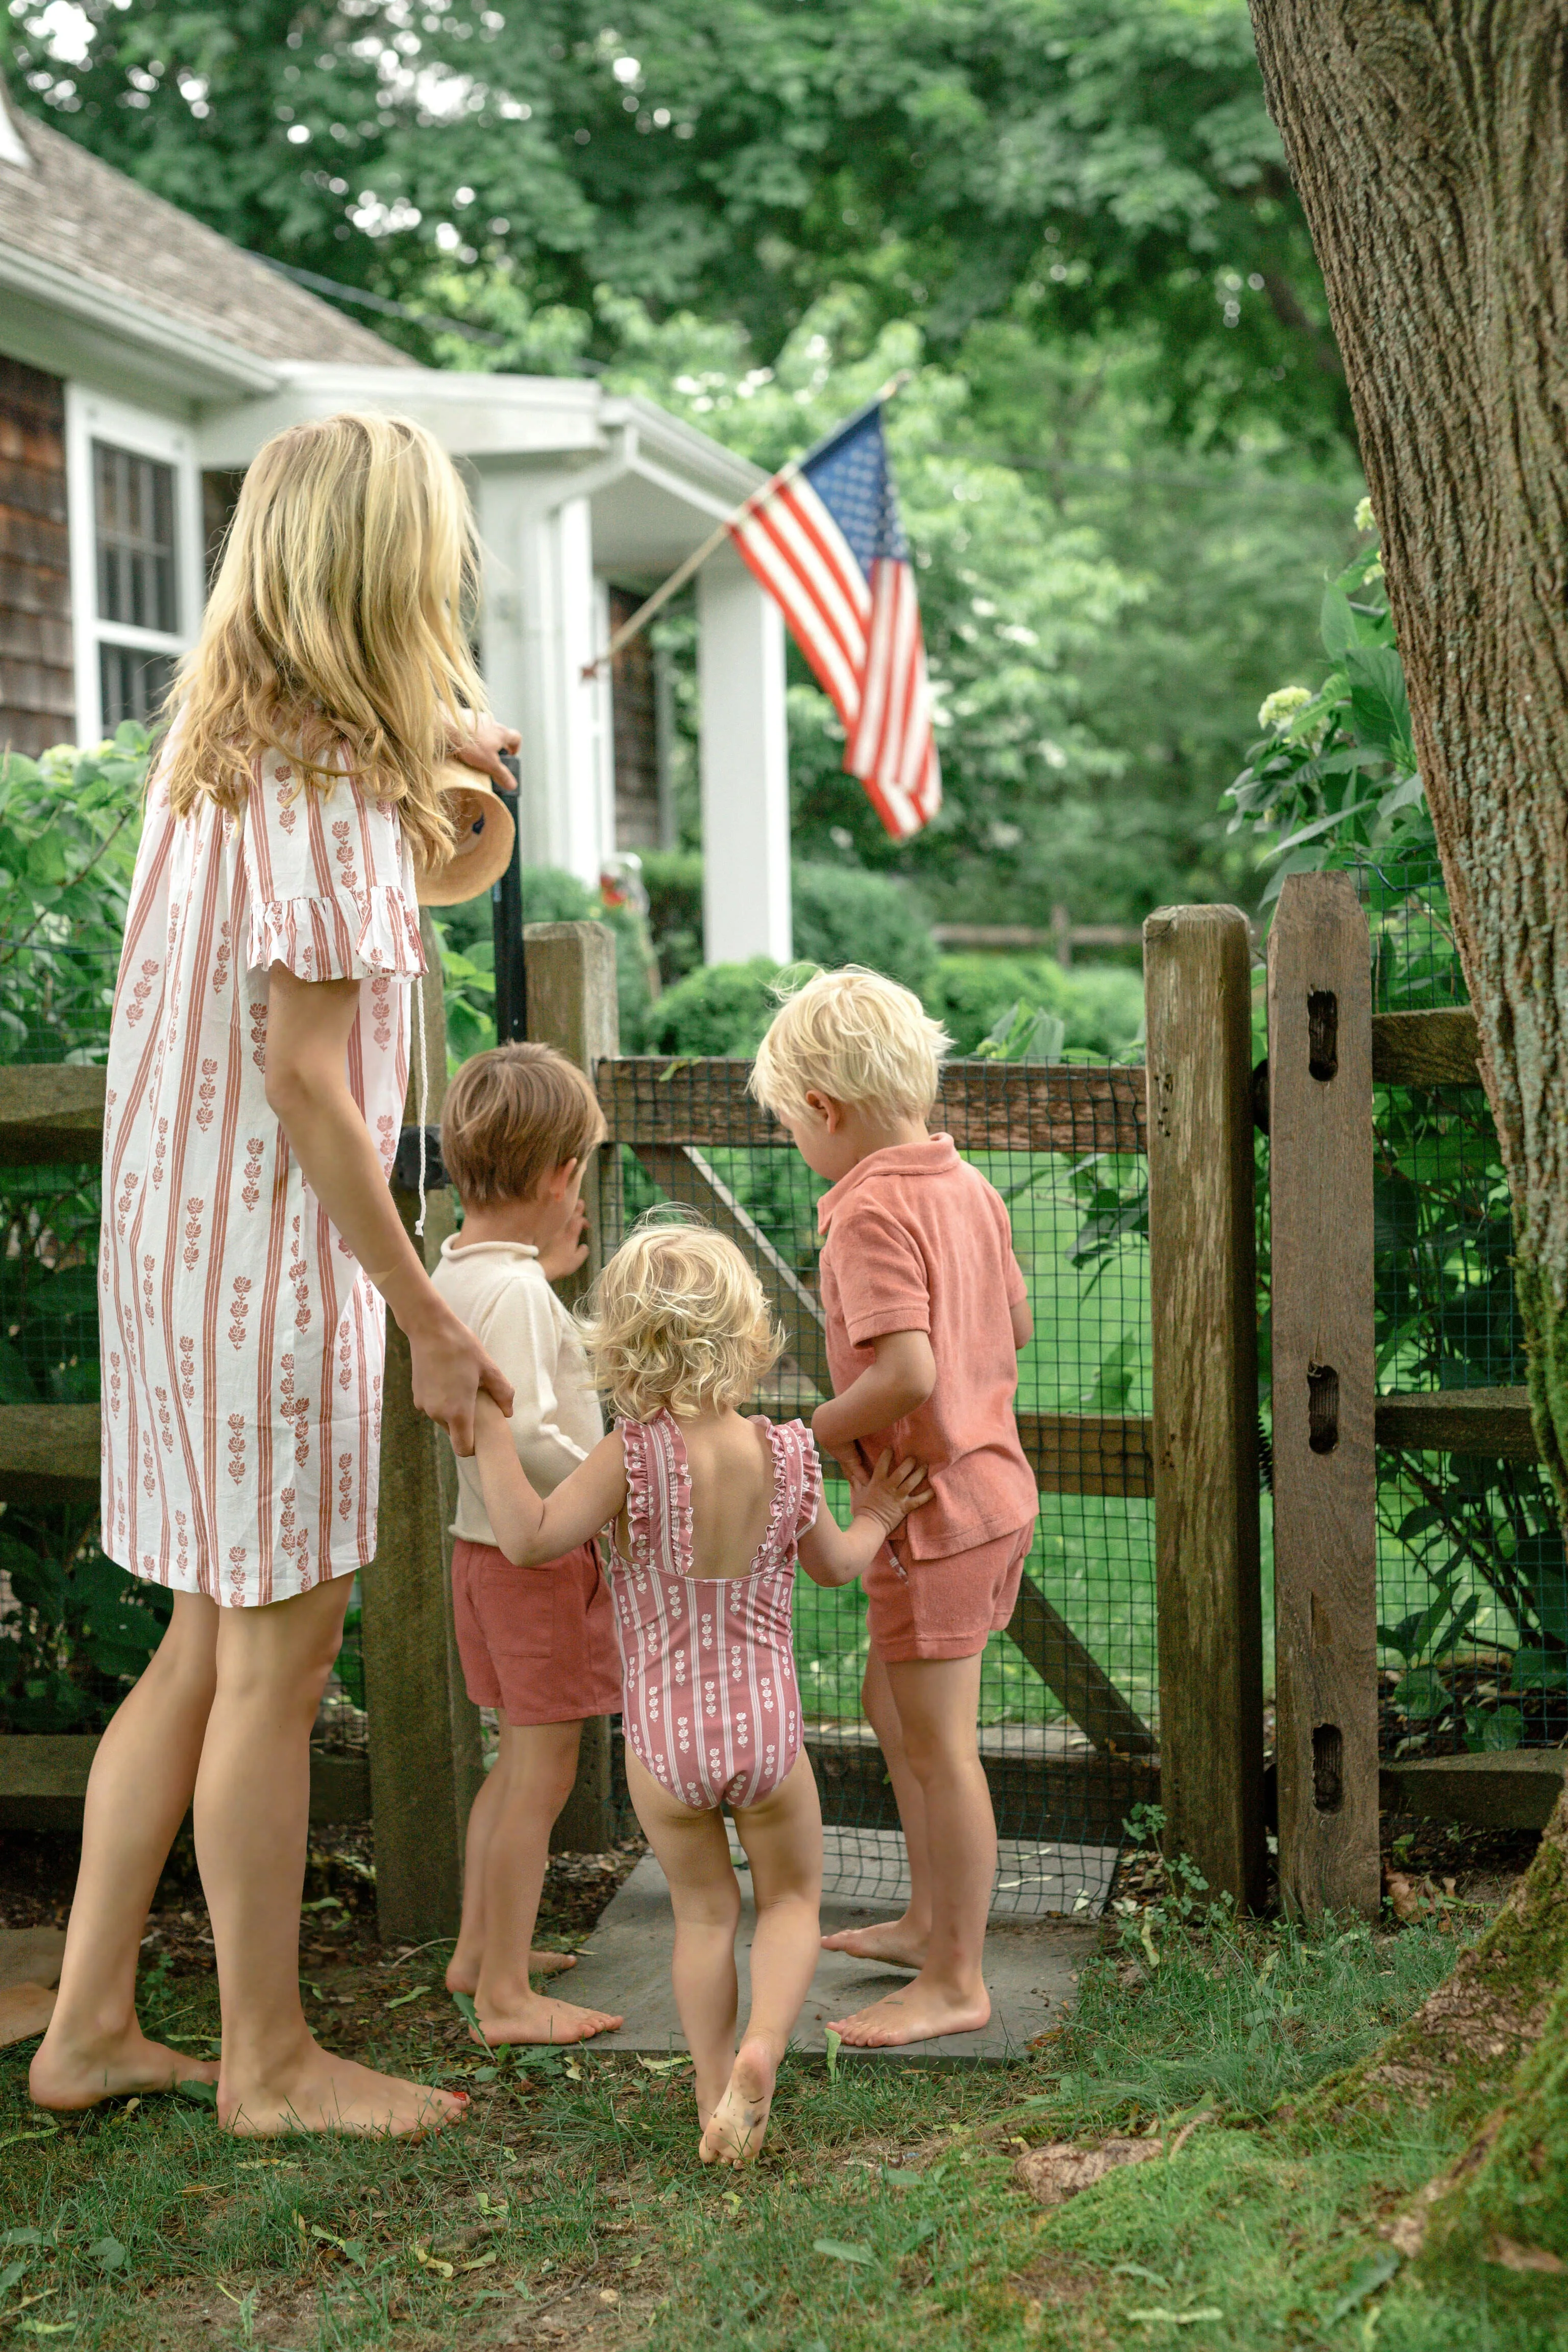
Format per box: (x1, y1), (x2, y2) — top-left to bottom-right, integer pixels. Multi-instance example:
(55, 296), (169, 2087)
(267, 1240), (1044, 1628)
(757, 1418), (822, 1566)
(616, 1410), (693, 1576)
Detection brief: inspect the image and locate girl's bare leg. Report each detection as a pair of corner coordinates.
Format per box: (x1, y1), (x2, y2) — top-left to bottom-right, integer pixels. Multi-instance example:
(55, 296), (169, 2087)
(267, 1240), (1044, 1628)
(199, 1574), (464, 2135)
(820, 1648), (932, 1968)
(31, 1593), (222, 2109)
(828, 1653), (993, 2048)
(624, 1748), (742, 2132)
(702, 1751), (823, 2166)
(460, 1721), (623, 2047)
(447, 1750), (579, 1991)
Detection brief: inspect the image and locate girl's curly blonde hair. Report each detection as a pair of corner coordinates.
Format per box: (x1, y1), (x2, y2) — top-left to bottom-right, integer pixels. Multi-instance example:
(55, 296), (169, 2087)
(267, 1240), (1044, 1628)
(580, 1218), (782, 1423)
(160, 410), (488, 875)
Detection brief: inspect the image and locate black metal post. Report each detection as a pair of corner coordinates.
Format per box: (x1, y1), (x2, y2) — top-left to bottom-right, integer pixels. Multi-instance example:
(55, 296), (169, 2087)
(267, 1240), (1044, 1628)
(492, 751), (526, 1042)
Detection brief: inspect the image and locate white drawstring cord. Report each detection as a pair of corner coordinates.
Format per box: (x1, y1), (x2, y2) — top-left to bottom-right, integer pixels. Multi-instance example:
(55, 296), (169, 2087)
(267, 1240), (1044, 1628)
(413, 972), (430, 1238)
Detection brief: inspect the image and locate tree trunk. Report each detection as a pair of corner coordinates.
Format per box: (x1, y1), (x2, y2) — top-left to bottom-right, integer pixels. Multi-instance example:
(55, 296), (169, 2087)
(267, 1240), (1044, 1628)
(1247, 1), (1568, 1502)
(1247, 0), (1568, 2269)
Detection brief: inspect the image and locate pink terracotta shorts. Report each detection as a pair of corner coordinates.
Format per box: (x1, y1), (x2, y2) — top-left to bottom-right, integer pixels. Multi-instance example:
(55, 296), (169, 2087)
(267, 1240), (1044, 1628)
(451, 1537), (621, 1725)
(864, 1523), (1036, 1663)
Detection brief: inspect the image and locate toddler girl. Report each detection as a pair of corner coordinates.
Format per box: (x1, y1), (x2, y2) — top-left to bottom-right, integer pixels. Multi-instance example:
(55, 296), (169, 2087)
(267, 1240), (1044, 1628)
(468, 1220), (929, 2164)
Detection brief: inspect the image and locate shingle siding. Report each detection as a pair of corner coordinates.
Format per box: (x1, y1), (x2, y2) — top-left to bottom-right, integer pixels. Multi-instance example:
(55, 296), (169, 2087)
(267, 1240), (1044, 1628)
(0, 356), (74, 758)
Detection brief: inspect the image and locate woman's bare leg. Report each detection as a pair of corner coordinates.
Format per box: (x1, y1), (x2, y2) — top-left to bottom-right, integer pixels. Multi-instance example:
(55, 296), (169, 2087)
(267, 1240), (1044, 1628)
(828, 1653), (993, 2047)
(31, 1592), (222, 2109)
(199, 1574), (464, 2135)
(702, 1752), (823, 2166)
(462, 1722), (622, 2047)
(446, 1751), (579, 1993)
(819, 1649), (932, 1968)
(624, 1749), (742, 2134)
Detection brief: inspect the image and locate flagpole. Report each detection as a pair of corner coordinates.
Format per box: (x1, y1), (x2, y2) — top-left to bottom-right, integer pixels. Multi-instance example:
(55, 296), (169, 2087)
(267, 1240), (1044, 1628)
(578, 368), (912, 682)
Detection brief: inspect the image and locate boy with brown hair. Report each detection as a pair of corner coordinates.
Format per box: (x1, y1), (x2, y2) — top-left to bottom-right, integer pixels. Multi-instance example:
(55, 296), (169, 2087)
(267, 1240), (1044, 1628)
(433, 1042), (624, 2047)
(751, 967), (1038, 2048)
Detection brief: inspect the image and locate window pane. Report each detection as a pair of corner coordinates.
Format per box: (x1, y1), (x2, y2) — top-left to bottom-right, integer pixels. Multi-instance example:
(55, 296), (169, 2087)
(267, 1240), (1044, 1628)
(93, 441), (178, 633)
(99, 643), (176, 731)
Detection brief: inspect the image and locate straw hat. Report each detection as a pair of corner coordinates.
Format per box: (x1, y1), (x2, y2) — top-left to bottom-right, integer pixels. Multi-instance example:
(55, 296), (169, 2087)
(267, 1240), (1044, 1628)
(416, 762), (517, 906)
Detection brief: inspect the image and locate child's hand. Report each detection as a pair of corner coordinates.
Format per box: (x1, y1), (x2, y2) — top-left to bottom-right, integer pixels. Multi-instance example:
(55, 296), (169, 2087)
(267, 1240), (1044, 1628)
(539, 1197), (590, 1283)
(852, 1449), (934, 1533)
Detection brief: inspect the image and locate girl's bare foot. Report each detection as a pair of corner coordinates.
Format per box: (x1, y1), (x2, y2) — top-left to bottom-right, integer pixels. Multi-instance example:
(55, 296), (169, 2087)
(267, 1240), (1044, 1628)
(469, 1992), (622, 2048)
(700, 2039), (777, 2166)
(446, 1949), (577, 1996)
(31, 2025), (221, 2112)
(219, 2044), (468, 2136)
(827, 1975), (990, 2048)
(820, 1916), (926, 1969)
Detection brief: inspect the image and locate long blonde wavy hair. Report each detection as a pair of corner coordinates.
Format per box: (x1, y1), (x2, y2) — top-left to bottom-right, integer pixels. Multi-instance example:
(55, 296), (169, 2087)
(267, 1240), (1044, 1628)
(161, 410), (487, 872)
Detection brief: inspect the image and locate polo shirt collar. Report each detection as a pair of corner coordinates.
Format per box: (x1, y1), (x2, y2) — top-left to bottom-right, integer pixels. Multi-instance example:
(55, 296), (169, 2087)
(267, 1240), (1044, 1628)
(817, 1132), (957, 1233)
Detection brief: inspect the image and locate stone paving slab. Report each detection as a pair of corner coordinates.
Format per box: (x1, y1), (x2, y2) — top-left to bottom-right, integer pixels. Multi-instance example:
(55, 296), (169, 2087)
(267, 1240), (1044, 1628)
(567, 1853), (1100, 2066)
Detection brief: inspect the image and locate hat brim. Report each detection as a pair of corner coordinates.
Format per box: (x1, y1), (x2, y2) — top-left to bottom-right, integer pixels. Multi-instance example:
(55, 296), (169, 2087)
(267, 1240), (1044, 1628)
(416, 766), (517, 906)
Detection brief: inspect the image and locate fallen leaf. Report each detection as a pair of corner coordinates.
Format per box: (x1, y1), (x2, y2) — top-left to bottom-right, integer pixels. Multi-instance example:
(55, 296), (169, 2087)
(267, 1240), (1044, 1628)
(411, 2245), (454, 2281)
(458, 2253), (497, 2274)
(1383, 1870), (1423, 1923)
(384, 1986), (429, 2011)
(813, 2238), (874, 2266)
(1125, 2309), (1222, 2327)
(88, 2237), (127, 2274)
(564, 2060), (583, 2081)
(1487, 2237), (1565, 2275)
(635, 2056), (689, 2075)
(1324, 2249), (1402, 2324)
(599, 2288), (620, 2304)
(0, 2128), (58, 2153)
(1014, 2139), (1164, 2207)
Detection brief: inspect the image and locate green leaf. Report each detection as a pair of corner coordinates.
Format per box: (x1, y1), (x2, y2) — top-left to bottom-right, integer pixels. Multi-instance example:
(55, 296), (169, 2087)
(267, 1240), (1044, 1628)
(1324, 2249), (1401, 2326)
(824, 2025), (842, 2084)
(1344, 645), (1414, 763)
(813, 2238), (874, 2266)
(88, 2237), (127, 2274)
(1319, 584), (1360, 654)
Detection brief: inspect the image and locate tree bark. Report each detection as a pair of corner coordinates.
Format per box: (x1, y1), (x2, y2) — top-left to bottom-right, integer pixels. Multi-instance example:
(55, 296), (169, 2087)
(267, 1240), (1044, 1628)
(1247, 0), (1568, 2269)
(1247, 1), (1568, 1503)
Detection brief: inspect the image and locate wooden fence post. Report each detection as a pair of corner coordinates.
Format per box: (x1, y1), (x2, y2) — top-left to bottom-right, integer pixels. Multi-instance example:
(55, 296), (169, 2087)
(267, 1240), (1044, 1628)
(360, 912), (485, 1942)
(525, 920), (621, 1854)
(1144, 903), (1266, 1909)
(1268, 872), (1380, 1921)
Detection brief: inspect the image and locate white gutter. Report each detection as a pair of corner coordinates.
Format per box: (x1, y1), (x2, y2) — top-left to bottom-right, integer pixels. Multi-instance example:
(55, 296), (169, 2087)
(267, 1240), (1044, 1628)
(0, 244), (283, 398)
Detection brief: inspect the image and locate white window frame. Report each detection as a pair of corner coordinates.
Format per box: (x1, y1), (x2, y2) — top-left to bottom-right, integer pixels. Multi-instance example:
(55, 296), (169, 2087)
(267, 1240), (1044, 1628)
(64, 386), (204, 746)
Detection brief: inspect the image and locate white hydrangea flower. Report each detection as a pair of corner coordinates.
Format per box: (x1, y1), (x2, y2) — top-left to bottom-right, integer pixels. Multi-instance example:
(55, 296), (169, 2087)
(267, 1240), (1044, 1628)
(1258, 684), (1313, 732)
(1354, 495), (1375, 534)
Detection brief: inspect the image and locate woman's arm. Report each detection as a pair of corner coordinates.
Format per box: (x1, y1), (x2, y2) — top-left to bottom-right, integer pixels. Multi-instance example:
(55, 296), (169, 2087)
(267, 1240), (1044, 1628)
(472, 1398), (627, 1565)
(811, 1329), (937, 1468)
(797, 1449), (933, 1590)
(263, 966), (512, 1452)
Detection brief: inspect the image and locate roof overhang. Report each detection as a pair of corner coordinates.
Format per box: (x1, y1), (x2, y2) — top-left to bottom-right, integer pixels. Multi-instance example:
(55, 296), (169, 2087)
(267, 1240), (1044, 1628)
(0, 242), (282, 408)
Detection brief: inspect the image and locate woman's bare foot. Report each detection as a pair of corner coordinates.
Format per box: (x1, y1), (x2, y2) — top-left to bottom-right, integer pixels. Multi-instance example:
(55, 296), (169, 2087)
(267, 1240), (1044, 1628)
(30, 2024), (220, 2112)
(446, 1949), (577, 1996)
(820, 1914), (927, 1969)
(700, 2039), (777, 2166)
(219, 2043), (468, 2136)
(827, 1974), (990, 2048)
(469, 1992), (622, 2049)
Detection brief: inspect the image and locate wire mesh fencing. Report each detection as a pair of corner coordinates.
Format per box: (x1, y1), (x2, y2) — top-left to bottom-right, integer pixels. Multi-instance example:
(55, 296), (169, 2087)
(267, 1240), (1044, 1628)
(596, 1053), (1157, 1915)
(1352, 855), (1568, 1757)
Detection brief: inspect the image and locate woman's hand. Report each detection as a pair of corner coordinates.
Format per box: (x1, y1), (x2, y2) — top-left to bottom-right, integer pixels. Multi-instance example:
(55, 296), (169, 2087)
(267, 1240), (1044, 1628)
(538, 1198), (590, 1284)
(447, 713), (522, 788)
(405, 1300), (514, 1457)
(851, 1449), (934, 1534)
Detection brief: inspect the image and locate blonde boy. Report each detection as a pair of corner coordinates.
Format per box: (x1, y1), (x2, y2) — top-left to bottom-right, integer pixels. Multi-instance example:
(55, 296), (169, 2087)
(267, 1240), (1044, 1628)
(432, 1044), (624, 2048)
(752, 967), (1037, 2047)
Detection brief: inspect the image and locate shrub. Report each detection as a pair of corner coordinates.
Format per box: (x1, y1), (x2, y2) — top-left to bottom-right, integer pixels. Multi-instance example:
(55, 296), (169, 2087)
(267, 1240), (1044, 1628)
(790, 862), (936, 996)
(927, 953), (1143, 1058)
(643, 957), (782, 1057)
(641, 850), (704, 988)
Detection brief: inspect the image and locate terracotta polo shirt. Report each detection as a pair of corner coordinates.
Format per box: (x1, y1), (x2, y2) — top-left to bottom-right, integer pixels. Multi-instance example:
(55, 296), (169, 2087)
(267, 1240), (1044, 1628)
(816, 1133), (1038, 1561)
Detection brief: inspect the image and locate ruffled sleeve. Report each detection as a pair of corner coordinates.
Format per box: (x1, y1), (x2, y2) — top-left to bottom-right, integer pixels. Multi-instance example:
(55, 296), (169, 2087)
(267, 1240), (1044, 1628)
(241, 756), (425, 983)
(788, 1420), (823, 1541)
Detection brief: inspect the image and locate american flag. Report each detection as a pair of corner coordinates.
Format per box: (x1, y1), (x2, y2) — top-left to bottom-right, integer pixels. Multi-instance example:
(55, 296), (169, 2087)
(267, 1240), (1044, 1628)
(727, 400), (941, 841)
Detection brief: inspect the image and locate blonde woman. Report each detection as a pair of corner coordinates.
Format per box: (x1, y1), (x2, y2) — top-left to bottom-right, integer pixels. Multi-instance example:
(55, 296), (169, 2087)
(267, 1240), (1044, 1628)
(31, 413), (516, 2136)
(468, 1219), (930, 2163)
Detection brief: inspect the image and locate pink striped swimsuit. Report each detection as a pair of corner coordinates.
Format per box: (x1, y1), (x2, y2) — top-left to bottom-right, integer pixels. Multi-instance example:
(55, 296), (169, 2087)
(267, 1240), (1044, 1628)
(608, 1412), (821, 1811)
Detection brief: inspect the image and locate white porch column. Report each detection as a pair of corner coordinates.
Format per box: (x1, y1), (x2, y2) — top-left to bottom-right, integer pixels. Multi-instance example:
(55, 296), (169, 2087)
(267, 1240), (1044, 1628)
(476, 471), (608, 893)
(697, 546), (792, 964)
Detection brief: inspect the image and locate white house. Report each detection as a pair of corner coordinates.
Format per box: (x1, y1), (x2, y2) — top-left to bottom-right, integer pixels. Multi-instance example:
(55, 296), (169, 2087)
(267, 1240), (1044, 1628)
(0, 86), (791, 963)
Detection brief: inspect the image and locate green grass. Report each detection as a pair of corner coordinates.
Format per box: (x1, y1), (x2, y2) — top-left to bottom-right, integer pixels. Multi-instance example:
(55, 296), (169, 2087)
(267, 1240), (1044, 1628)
(3, 1908), (1559, 2350)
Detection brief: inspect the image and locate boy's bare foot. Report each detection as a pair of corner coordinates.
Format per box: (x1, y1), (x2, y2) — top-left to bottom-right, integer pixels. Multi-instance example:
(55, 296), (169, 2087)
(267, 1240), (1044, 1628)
(827, 1975), (990, 2048)
(820, 1916), (926, 1970)
(700, 2038), (777, 2166)
(469, 1993), (622, 2048)
(31, 2025), (221, 2111)
(220, 2045), (468, 2136)
(446, 1949), (577, 1995)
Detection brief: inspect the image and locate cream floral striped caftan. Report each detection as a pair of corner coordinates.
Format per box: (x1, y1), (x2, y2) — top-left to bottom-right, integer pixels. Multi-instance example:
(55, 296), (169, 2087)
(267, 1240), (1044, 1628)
(100, 753), (424, 1608)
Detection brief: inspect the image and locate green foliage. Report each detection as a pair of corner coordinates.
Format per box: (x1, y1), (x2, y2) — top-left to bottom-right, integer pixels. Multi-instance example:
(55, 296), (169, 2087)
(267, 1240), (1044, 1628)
(642, 957), (783, 1059)
(639, 850), (704, 989)
(0, 1507), (170, 1733)
(436, 865), (656, 1061)
(790, 862), (936, 998)
(0, 726), (151, 1064)
(927, 952), (1144, 1058)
